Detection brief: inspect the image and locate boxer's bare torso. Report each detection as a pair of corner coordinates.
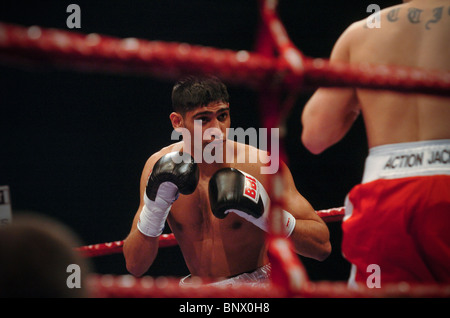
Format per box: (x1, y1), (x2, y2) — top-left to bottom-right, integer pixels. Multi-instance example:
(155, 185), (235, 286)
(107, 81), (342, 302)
(154, 141), (270, 279)
(124, 96), (331, 279)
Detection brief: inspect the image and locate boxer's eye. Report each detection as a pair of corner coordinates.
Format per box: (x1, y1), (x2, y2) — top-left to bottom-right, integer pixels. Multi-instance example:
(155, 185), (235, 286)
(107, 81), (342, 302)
(218, 113), (228, 121)
(197, 116), (210, 123)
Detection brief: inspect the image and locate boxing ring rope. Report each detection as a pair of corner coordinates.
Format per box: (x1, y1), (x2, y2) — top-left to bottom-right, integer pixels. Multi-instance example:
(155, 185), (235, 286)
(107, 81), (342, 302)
(87, 273), (450, 298)
(75, 207), (346, 258)
(2, 0), (449, 298)
(83, 231), (450, 298)
(77, 206), (450, 298)
(0, 23), (449, 96)
(76, 233), (178, 258)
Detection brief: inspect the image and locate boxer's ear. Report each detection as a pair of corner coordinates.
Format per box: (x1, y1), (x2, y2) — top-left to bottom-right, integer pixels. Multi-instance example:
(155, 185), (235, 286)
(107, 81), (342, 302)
(170, 112), (184, 131)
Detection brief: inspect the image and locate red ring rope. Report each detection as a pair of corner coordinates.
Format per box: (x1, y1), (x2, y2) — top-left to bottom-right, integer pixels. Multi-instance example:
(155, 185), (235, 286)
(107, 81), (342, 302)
(87, 274), (450, 298)
(0, 22), (448, 96)
(75, 233), (178, 258)
(75, 207), (345, 257)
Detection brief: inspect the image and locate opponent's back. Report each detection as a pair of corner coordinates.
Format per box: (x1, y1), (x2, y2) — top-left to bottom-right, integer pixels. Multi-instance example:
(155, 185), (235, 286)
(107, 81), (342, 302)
(341, 0), (450, 147)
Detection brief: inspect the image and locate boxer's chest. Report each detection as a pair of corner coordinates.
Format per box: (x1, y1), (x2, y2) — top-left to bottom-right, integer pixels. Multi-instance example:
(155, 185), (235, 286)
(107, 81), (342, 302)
(168, 178), (246, 237)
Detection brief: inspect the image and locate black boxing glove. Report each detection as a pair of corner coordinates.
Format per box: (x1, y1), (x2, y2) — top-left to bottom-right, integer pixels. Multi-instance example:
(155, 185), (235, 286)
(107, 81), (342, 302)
(208, 168), (296, 237)
(137, 152), (199, 237)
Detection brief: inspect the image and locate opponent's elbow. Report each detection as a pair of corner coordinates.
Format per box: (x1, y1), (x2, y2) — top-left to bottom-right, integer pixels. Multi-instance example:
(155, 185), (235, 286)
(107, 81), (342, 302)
(301, 132), (327, 155)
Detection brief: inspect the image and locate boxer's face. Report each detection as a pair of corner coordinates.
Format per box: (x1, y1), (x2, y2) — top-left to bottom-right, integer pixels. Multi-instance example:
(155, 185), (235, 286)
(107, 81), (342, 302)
(170, 101), (230, 151)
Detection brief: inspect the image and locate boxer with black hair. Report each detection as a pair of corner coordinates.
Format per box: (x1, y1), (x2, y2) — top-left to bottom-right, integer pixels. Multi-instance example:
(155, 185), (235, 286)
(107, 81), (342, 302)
(124, 76), (331, 284)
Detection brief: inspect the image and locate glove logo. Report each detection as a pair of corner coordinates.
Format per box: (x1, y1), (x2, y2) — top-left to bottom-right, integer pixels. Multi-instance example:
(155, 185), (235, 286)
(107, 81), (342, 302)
(243, 174), (259, 204)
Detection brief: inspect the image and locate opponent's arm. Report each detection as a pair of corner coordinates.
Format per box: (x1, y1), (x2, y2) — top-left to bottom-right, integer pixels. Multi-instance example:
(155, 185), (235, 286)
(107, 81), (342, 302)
(301, 24), (360, 154)
(123, 151), (198, 277)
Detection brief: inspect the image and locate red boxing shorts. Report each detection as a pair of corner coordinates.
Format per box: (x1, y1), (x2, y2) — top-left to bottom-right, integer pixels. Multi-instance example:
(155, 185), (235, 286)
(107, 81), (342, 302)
(342, 140), (450, 286)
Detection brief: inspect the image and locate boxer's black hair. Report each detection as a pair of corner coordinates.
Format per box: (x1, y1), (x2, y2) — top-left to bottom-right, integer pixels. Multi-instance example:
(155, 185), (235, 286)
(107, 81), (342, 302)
(171, 75), (229, 115)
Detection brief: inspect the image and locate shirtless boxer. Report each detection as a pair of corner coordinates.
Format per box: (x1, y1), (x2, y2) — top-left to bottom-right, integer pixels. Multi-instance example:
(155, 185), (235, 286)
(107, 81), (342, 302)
(123, 76), (331, 285)
(301, 0), (450, 285)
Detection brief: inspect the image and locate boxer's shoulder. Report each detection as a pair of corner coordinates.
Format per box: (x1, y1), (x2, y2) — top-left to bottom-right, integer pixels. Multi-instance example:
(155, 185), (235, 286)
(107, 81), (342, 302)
(229, 140), (270, 164)
(147, 142), (184, 162)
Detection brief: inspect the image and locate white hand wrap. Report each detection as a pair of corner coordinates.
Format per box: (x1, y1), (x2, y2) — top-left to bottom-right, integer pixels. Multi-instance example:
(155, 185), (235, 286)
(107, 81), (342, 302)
(137, 182), (179, 237)
(231, 208), (296, 237)
(228, 171), (296, 237)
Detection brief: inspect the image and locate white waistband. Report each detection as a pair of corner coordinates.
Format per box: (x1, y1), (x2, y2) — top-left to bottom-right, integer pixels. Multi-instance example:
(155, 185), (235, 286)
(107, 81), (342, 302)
(179, 263), (271, 287)
(362, 139), (450, 183)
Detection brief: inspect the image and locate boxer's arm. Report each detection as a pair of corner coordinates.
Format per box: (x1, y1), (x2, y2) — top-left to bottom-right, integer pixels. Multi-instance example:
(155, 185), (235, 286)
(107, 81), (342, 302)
(279, 161), (331, 261)
(301, 24), (360, 154)
(124, 150), (198, 277)
(209, 163), (331, 261)
(123, 153), (160, 277)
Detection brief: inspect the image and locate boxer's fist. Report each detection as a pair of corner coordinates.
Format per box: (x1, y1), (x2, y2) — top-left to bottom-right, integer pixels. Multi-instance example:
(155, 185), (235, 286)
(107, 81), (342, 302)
(146, 152), (199, 201)
(208, 168), (267, 220)
(208, 168), (296, 237)
(138, 152), (199, 237)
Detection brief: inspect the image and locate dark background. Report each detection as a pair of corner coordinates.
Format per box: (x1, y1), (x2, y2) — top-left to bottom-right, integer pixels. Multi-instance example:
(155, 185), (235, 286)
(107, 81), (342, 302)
(0, 0), (398, 281)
